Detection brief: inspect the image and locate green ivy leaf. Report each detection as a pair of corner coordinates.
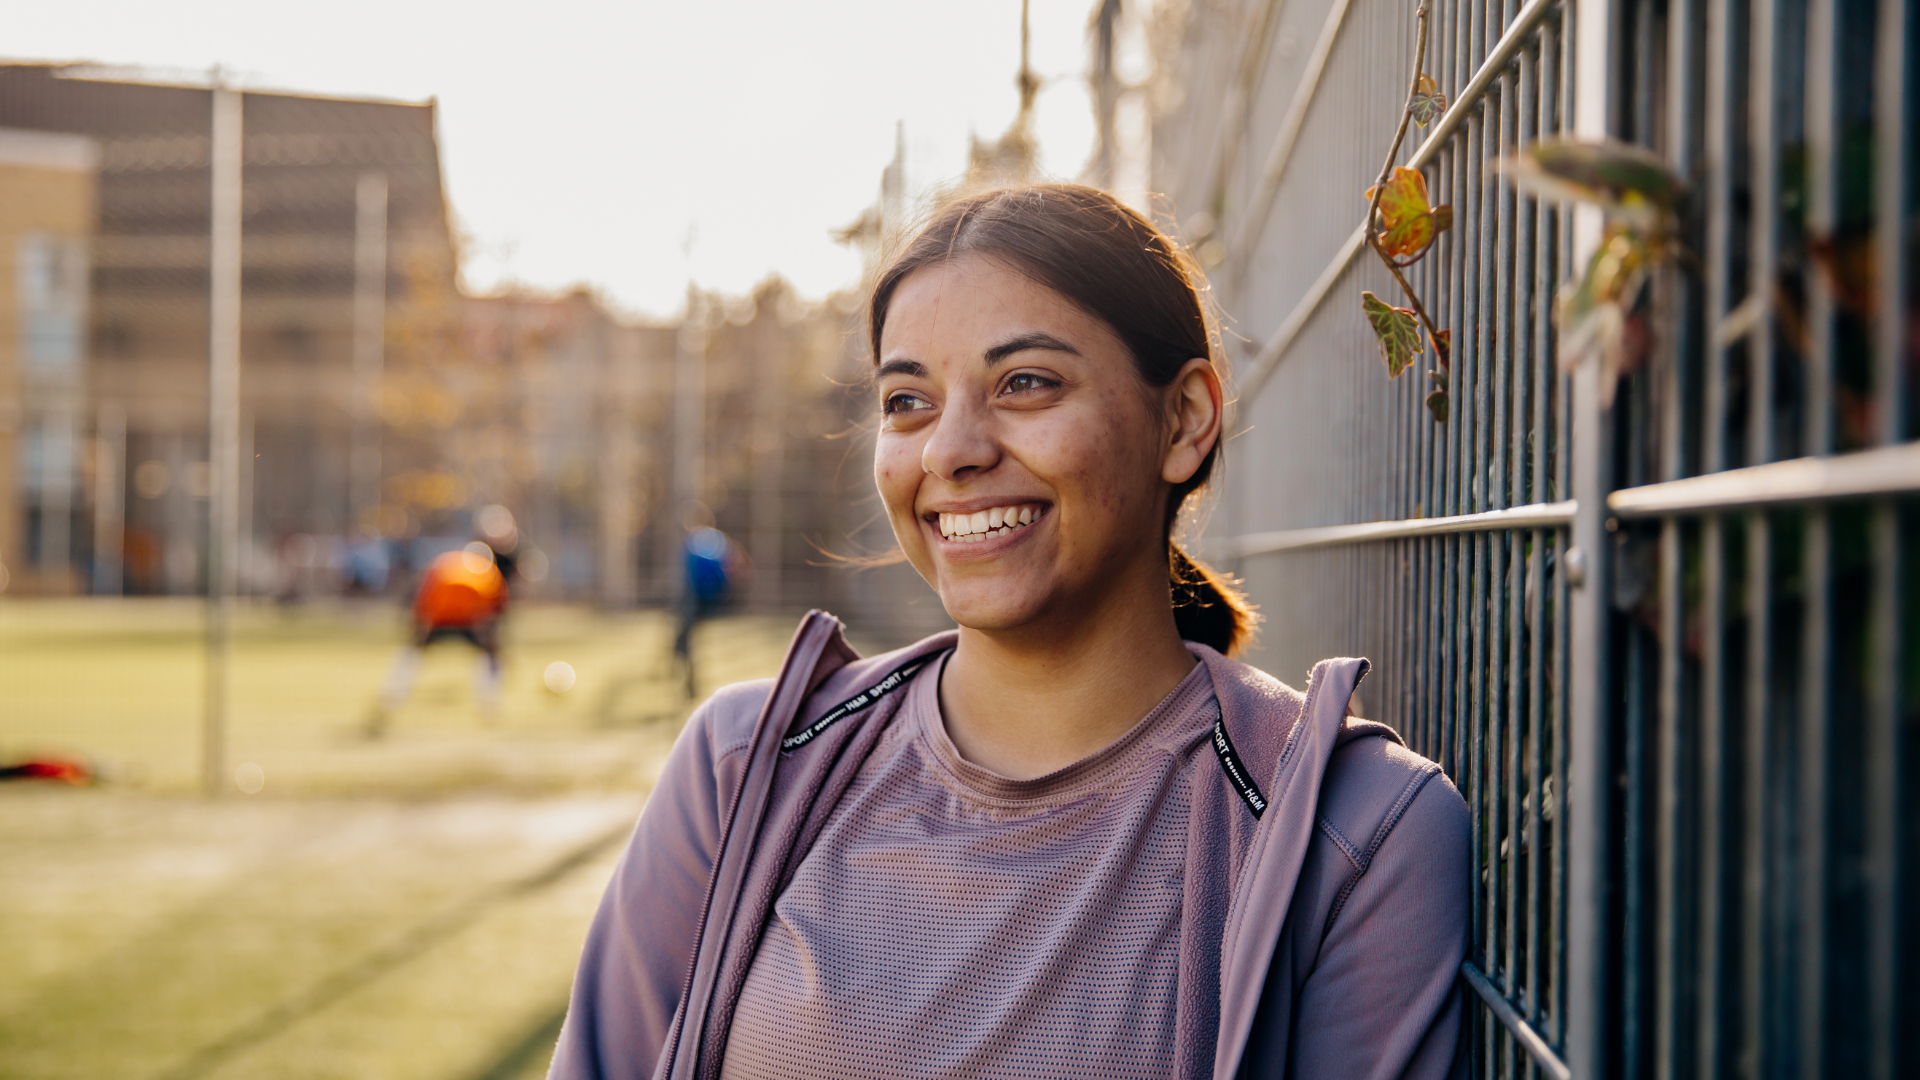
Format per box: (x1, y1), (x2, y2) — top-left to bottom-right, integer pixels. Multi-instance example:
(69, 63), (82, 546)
(1425, 388), (1450, 422)
(1361, 291), (1423, 378)
(1409, 74), (1448, 126)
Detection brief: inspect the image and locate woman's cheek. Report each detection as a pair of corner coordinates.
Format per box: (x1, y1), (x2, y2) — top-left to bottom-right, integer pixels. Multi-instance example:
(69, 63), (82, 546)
(874, 440), (919, 518)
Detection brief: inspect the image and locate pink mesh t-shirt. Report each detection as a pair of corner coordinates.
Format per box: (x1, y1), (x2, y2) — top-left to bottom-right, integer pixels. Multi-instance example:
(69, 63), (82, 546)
(718, 653), (1221, 1080)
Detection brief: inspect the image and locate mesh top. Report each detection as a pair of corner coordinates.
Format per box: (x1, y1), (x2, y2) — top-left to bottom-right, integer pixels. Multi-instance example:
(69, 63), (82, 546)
(719, 654), (1221, 1080)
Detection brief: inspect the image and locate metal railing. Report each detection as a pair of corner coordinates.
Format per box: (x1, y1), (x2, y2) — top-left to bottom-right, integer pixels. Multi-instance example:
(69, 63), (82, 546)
(1568, 0), (1917, 1074)
(1202, 0), (1580, 1073)
(1169, 0), (1917, 1072)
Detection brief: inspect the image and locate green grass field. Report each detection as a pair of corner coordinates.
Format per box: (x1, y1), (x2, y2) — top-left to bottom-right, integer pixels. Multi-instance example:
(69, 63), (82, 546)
(0, 600), (811, 1080)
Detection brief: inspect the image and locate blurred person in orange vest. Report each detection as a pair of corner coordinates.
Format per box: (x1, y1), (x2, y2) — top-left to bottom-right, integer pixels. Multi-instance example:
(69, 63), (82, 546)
(368, 505), (521, 735)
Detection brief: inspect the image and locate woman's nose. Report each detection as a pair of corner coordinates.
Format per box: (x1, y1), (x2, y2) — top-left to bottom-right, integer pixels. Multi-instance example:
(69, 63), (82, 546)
(921, 395), (1000, 481)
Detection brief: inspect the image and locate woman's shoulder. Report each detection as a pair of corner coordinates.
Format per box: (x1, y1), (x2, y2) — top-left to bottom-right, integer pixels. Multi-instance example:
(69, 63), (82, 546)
(685, 679), (779, 762)
(1319, 719), (1467, 866)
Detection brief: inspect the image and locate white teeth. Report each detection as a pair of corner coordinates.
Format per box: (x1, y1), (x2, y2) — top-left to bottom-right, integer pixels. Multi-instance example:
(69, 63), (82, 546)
(938, 504), (1044, 540)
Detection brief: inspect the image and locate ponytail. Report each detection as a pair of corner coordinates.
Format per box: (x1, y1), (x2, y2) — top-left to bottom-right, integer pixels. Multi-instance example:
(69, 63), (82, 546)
(1169, 541), (1259, 656)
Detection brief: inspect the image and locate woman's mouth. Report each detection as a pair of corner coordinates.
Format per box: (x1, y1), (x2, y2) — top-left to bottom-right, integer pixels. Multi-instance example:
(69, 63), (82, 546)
(936, 504), (1048, 543)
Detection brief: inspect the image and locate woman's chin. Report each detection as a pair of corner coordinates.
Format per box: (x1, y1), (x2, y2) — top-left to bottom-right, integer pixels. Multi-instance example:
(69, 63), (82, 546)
(936, 587), (1054, 635)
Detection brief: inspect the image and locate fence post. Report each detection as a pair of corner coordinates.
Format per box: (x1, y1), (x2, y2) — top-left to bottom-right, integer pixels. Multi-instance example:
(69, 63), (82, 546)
(1564, 0), (1622, 1072)
(204, 77), (243, 798)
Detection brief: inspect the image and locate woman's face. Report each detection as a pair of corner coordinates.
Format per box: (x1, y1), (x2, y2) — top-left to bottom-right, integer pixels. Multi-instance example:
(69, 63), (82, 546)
(873, 254), (1217, 633)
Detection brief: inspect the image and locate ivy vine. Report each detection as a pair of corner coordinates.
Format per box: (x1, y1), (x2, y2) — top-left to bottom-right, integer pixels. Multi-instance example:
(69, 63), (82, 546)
(1359, 2), (1455, 422)
(1357, 5), (1689, 419)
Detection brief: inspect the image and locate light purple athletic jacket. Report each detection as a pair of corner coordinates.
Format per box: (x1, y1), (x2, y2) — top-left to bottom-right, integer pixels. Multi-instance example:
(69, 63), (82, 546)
(551, 611), (1469, 1080)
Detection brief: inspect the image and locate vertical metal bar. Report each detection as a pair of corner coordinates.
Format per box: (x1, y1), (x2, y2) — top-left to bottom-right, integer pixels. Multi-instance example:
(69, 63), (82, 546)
(204, 82), (243, 799)
(1694, 0), (1737, 1071)
(1740, 513), (1774, 1078)
(1492, 41), (1520, 1030)
(1622, 579), (1648, 1076)
(1747, 0), (1780, 471)
(1438, 0), (1466, 807)
(1802, 0), (1836, 460)
(1461, 16), (1491, 1065)
(1420, 6), (1450, 766)
(1863, 503), (1903, 1080)
(1504, 62), (1531, 1072)
(1526, 520), (1547, 1020)
(1525, 18), (1556, 1051)
(1445, 12), (1471, 803)
(1695, 509), (1729, 1077)
(1796, 0), (1837, 1072)
(1566, 0), (1618, 1066)
(1657, 0), (1704, 1069)
(1875, 0), (1913, 448)
(1467, 53), (1499, 1074)
(1798, 507), (1831, 1079)
(1430, 101), (1457, 777)
(1537, 19), (1566, 1054)
(1428, 534), (1443, 761)
(1740, 0), (1782, 1073)
(1552, 413), (1573, 1056)
(1512, 33), (1541, 1047)
(1654, 515), (1686, 1080)
(1553, 6), (1577, 1053)
(1865, 2), (1913, 1075)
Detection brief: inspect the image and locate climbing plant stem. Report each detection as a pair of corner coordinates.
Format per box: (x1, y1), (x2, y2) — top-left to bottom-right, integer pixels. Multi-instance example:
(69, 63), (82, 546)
(1364, 3), (1444, 353)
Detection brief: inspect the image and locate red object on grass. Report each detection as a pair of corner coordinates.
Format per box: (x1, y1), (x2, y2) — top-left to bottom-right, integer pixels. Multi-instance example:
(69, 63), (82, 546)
(0, 757), (94, 784)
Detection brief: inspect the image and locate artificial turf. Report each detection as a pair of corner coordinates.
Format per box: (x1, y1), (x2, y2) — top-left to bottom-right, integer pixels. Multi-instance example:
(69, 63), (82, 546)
(0, 601), (804, 1080)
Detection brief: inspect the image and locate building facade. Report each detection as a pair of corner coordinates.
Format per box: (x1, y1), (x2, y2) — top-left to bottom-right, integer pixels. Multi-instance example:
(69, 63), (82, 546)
(0, 126), (97, 596)
(0, 63), (457, 596)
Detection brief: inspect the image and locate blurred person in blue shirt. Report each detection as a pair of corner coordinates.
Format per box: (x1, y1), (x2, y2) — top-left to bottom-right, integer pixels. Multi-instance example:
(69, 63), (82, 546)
(674, 505), (749, 698)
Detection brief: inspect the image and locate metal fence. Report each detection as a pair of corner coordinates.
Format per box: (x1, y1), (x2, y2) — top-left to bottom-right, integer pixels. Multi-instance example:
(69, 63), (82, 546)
(1159, 0), (1917, 1073)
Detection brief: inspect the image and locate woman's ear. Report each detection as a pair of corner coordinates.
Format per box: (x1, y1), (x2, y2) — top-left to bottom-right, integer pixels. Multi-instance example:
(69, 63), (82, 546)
(1162, 357), (1224, 485)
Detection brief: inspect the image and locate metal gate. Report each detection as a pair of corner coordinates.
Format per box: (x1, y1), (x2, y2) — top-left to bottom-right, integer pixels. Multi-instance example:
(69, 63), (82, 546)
(1156, 0), (1917, 1073)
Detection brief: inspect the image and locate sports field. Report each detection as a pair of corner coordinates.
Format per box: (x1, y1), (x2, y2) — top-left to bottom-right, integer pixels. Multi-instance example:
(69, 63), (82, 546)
(0, 601), (810, 1080)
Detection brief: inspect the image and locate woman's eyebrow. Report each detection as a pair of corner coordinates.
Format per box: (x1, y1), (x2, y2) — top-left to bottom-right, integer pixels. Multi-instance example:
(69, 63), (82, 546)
(876, 358), (929, 379)
(984, 332), (1081, 366)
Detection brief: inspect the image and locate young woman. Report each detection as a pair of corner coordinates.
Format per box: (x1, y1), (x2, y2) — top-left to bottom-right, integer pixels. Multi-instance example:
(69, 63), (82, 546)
(550, 184), (1469, 1080)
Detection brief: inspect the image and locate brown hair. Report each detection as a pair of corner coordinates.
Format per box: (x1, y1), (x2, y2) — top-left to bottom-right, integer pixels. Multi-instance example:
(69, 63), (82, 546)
(868, 183), (1259, 656)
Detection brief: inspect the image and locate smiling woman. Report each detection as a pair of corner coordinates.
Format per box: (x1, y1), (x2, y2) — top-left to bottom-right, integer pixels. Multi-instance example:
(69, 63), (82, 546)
(548, 185), (1470, 1080)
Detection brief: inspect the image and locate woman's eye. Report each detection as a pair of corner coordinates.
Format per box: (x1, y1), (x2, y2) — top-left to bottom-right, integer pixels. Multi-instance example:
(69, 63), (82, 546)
(883, 392), (930, 416)
(1003, 372), (1056, 395)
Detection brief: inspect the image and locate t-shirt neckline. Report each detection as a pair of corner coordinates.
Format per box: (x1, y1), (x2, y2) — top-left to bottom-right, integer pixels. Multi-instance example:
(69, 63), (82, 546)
(908, 651), (1218, 807)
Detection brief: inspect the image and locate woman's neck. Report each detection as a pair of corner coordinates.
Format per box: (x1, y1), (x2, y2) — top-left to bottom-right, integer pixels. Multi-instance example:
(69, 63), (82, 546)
(937, 577), (1199, 780)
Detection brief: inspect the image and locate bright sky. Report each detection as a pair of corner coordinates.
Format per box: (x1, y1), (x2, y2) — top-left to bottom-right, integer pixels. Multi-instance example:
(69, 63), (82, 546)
(8, 0), (1114, 319)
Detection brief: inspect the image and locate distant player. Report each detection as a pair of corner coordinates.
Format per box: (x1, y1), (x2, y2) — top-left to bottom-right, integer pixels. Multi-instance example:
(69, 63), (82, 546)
(673, 506), (748, 698)
(368, 506), (520, 735)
